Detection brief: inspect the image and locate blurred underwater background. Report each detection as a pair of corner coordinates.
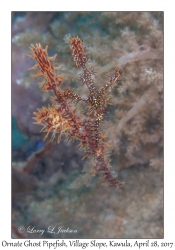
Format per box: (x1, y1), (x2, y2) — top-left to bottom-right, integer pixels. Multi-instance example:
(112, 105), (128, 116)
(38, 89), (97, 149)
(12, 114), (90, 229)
(12, 11), (163, 238)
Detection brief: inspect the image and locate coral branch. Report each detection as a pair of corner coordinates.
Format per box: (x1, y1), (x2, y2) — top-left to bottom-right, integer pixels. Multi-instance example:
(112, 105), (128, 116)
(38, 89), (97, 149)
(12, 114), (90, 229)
(115, 85), (158, 135)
